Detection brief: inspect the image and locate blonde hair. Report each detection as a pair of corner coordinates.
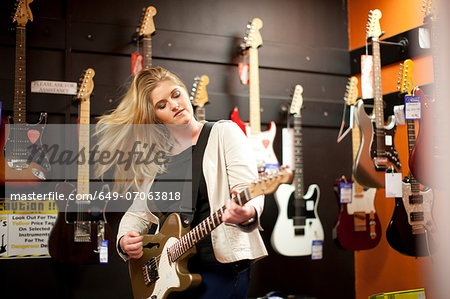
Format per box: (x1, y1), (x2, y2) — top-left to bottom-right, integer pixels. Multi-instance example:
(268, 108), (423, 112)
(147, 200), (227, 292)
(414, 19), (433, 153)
(95, 67), (187, 192)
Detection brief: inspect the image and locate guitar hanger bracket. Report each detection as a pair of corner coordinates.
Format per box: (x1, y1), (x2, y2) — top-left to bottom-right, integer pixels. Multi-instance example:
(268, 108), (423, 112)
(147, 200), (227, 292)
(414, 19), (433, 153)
(377, 37), (409, 53)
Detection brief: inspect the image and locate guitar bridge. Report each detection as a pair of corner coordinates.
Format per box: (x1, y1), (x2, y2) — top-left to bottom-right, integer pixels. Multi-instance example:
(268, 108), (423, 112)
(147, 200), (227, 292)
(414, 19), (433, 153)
(353, 212), (367, 232)
(143, 257), (159, 286)
(74, 221), (92, 242)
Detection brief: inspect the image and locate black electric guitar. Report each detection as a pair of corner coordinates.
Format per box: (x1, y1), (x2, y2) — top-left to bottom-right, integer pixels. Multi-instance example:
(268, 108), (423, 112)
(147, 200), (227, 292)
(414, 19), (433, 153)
(189, 75), (210, 122)
(333, 77), (381, 251)
(137, 6), (157, 69)
(386, 60), (437, 257)
(1, 0), (50, 187)
(129, 168), (292, 299)
(48, 69), (113, 264)
(230, 18), (279, 172)
(353, 9), (401, 188)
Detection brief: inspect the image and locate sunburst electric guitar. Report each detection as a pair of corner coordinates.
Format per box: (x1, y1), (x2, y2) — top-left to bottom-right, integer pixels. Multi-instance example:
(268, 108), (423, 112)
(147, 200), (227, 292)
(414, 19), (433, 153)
(333, 77), (381, 250)
(231, 18), (279, 172)
(129, 168), (292, 299)
(271, 85), (324, 256)
(1, 0), (51, 186)
(386, 60), (437, 257)
(48, 69), (113, 264)
(189, 75), (210, 122)
(353, 9), (401, 188)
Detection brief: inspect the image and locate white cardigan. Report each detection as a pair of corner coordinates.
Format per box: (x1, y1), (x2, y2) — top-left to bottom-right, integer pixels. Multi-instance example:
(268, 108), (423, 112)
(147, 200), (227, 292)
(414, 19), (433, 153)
(117, 120), (268, 262)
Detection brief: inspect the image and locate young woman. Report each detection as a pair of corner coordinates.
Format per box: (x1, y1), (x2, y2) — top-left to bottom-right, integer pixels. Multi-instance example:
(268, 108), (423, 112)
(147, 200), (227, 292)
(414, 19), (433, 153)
(96, 67), (267, 298)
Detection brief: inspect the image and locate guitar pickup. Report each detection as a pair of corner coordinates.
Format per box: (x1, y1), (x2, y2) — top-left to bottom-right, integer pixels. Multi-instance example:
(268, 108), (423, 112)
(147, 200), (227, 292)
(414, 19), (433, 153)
(409, 194), (423, 204)
(353, 212), (367, 232)
(373, 157), (388, 171)
(294, 228), (305, 236)
(143, 257), (159, 286)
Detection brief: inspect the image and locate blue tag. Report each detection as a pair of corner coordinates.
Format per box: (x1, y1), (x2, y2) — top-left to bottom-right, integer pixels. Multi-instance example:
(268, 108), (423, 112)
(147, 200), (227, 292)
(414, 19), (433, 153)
(339, 182), (352, 204)
(311, 240), (323, 260)
(264, 163), (280, 172)
(99, 240), (108, 264)
(0, 101), (2, 119)
(404, 95), (422, 120)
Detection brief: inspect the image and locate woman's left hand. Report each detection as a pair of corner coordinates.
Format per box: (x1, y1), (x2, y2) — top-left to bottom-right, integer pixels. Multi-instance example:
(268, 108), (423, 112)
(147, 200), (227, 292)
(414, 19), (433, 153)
(222, 197), (256, 225)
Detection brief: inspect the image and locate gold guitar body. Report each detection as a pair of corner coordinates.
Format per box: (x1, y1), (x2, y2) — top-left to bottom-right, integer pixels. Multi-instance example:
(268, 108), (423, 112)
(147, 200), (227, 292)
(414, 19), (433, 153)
(129, 213), (201, 299)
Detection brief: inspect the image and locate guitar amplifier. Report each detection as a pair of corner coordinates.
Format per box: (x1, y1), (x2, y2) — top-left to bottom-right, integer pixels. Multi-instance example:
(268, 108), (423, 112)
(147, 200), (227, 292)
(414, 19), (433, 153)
(369, 288), (425, 299)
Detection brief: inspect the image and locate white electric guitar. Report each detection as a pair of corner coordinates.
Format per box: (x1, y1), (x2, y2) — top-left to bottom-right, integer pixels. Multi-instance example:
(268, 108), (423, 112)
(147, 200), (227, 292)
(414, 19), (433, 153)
(271, 85), (324, 256)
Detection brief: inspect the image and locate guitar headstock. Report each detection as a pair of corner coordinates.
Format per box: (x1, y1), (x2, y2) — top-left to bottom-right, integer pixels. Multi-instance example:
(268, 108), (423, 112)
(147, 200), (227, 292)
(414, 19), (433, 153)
(366, 9), (383, 40)
(77, 68), (95, 102)
(422, 0), (438, 21)
(249, 167), (293, 197)
(13, 0), (34, 26)
(290, 84), (304, 116)
(344, 77), (359, 106)
(243, 18), (263, 50)
(397, 59), (415, 95)
(190, 75), (210, 107)
(138, 6), (157, 37)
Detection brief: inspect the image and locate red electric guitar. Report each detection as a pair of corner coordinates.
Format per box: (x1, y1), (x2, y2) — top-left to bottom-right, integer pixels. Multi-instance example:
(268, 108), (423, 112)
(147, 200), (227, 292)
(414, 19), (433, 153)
(231, 18), (279, 172)
(333, 77), (381, 250)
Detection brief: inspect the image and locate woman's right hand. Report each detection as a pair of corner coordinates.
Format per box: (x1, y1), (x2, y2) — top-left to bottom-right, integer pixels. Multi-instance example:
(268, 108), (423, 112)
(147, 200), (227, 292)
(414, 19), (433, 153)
(120, 230), (144, 259)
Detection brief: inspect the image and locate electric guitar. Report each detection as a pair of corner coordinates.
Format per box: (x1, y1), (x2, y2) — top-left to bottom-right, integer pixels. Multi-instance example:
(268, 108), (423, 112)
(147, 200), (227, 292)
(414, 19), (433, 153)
(353, 9), (401, 188)
(138, 6), (157, 69)
(48, 69), (113, 264)
(333, 77), (381, 251)
(0, 234), (6, 254)
(129, 168), (293, 299)
(230, 18), (279, 172)
(189, 75), (210, 122)
(271, 85), (324, 256)
(1, 0), (51, 186)
(409, 0), (440, 187)
(386, 60), (437, 257)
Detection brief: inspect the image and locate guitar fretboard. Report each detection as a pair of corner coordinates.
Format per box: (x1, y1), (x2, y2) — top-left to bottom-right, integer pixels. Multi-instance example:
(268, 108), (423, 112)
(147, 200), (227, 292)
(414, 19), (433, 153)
(143, 37), (152, 69)
(195, 106), (205, 122)
(249, 47), (261, 135)
(372, 39), (386, 157)
(167, 188), (252, 262)
(14, 26), (27, 124)
(351, 117), (365, 193)
(293, 115), (304, 200)
(406, 119), (420, 193)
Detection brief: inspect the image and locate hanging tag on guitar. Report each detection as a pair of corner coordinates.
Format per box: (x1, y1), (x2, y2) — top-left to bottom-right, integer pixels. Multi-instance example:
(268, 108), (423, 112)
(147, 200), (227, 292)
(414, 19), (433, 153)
(238, 63), (249, 85)
(282, 128), (294, 169)
(131, 53), (143, 76)
(339, 182), (352, 204)
(311, 240), (323, 260)
(385, 173), (402, 198)
(404, 95), (422, 120)
(99, 240), (108, 264)
(361, 55), (374, 99)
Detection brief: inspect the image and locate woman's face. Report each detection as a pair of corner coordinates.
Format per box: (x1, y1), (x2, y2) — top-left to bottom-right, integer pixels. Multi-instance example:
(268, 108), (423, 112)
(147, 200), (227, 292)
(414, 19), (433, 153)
(151, 80), (194, 125)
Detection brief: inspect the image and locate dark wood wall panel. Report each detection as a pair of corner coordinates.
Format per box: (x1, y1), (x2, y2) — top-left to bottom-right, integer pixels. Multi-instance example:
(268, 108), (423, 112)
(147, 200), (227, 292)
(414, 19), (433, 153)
(0, 0), (354, 298)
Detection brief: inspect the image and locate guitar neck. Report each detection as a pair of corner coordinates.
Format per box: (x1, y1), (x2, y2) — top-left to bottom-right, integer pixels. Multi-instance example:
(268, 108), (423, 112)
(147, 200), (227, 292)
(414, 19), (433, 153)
(77, 99), (90, 195)
(14, 26), (27, 124)
(249, 47), (261, 134)
(143, 37), (152, 69)
(406, 118), (420, 192)
(195, 106), (205, 122)
(372, 39), (385, 156)
(351, 116), (365, 193)
(168, 187), (252, 262)
(293, 115), (304, 199)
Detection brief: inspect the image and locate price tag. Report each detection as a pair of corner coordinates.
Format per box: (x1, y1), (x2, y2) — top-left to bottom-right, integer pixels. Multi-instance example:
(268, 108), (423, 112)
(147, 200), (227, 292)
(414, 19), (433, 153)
(306, 200), (314, 211)
(311, 240), (323, 260)
(238, 63), (249, 85)
(385, 135), (392, 146)
(405, 95), (422, 120)
(131, 53), (143, 76)
(100, 240), (109, 264)
(282, 128), (294, 169)
(385, 173), (402, 198)
(339, 182), (352, 204)
(361, 55), (374, 99)
(394, 105), (405, 125)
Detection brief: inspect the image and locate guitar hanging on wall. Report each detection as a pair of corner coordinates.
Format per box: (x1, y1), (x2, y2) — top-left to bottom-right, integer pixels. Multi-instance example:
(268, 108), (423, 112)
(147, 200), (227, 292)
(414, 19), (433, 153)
(48, 69), (113, 264)
(353, 9), (401, 188)
(409, 0), (440, 187)
(128, 168), (292, 299)
(386, 60), (437, 257)
(271, 85), (324, 257)
(231, 18), (279, 173)
(1, 0), (51, 187)
(189, 75), (210, 122)
(333, 77), (381, 251)
(137, 5), (157, 69)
